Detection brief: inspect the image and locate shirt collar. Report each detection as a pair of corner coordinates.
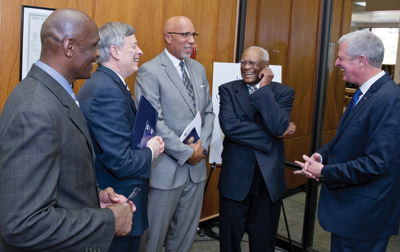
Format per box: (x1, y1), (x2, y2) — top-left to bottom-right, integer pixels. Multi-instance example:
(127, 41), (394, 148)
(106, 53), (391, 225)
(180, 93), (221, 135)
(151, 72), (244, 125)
(102, 64), (127, 86)
(165, 48), (183, 69)
(35, 61), (79, 106)
(359, 70), (385, 95)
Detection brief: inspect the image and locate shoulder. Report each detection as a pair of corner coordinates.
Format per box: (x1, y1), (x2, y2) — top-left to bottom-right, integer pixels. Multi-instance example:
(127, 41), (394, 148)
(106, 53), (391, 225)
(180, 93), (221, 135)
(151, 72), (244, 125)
(186, 58), (206, 74)
(219, 79), (243, 90)
(268, 82), (295, 98)
(80, 69), (119, 94)
(139, 53), (164, 71)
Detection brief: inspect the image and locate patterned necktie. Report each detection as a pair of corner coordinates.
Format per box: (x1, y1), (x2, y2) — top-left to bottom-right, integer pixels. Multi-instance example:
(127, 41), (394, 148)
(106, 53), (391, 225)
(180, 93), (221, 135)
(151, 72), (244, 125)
(248, 85), (258, 94)
(179, 61), (196, 108)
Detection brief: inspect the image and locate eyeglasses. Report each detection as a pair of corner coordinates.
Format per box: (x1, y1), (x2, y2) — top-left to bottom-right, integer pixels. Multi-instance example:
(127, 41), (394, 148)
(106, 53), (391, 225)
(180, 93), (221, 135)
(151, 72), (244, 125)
(168, 32), (199, 38)
(240, 60), (264, 67)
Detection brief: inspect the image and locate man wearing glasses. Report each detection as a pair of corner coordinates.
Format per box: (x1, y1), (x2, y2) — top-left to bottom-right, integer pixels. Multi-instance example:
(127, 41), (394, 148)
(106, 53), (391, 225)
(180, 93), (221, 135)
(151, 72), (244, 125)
(134, 16), (214, 252)
(218, 46), (295, 252)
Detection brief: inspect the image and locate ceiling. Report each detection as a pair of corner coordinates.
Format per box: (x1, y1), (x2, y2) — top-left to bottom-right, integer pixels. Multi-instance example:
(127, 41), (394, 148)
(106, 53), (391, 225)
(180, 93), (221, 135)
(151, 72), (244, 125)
(352, 1), (400, 28)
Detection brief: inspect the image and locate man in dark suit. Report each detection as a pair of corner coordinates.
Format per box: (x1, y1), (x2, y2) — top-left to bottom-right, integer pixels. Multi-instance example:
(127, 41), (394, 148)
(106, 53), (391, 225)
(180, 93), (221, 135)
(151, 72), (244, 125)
(135, 16), (214, 252)
(0, 9), (134, 251)
(77, 22), (164, 252)
(295, 30), (400, 251)
(218, 46), (295, 252)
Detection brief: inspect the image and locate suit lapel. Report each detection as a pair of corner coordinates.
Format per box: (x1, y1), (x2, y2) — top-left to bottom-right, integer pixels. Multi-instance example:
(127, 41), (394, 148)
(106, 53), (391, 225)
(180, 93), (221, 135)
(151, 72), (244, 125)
(235, 81), (257, 119)
(334, 74), (390, 142)
(160, 52), (196, 115)
(96, 65), (137, 114)
(29, 65), (94, 158)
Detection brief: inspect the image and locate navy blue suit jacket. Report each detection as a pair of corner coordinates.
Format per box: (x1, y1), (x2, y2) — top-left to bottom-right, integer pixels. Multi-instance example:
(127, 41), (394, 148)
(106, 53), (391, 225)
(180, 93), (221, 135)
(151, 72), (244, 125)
(218, 80), (294, 203)
(78, 65), (152, 236)
(318, 73), (400, 240)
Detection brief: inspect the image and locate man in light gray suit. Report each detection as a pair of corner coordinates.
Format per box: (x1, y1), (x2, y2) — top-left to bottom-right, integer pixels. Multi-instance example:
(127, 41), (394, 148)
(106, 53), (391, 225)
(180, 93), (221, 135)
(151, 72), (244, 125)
(135, 16), (214, 252)
(0, 9), (134, 251)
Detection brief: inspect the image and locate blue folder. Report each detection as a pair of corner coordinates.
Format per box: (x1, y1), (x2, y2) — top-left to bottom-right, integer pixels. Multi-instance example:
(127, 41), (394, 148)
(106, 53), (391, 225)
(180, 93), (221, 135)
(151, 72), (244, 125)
(131, 95), (158, 150)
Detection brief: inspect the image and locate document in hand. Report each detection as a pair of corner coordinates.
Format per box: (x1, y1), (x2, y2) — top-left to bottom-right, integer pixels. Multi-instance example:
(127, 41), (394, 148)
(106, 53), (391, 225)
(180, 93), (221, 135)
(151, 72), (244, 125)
(180, 111), (201, 144)
(131, 95), (158, 150)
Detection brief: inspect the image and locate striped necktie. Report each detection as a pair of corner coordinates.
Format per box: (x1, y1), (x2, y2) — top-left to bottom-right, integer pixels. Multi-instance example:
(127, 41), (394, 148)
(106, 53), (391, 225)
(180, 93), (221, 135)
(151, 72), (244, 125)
(248, 85), (258, 94)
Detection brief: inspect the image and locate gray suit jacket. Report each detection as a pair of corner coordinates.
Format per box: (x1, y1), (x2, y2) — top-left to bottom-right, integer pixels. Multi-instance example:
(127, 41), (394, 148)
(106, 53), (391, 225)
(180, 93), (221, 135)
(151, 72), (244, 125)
(134, 50), (214, 189)
(0, 65), (115, 251)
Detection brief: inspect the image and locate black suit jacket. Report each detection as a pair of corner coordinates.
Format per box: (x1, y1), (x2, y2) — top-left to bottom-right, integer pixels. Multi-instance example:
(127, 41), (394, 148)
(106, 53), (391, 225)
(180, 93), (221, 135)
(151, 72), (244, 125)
(0, 65), (115, 251)
(218, 80), (294, 203)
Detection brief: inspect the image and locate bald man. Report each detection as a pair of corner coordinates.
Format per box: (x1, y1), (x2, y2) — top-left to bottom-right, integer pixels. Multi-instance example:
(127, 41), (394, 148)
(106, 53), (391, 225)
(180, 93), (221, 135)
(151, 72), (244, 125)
(0, 8), (134, 251)
(135, 16), (214, 252)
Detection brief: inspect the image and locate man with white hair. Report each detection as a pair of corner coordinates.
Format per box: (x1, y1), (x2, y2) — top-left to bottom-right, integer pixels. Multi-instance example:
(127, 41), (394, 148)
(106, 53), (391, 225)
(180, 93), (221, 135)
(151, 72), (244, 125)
(295, 30), (400, 251)
(218, 46), (295, 252)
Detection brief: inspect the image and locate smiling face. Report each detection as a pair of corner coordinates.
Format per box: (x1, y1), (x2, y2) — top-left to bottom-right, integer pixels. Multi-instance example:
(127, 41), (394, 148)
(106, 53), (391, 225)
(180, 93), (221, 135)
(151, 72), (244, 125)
(335, 42), (360, 85)
(72, 21), (100, 80)
(164, 17), (196, 60)
(240, 47), (267, 85)
(116, 34), (143, 78)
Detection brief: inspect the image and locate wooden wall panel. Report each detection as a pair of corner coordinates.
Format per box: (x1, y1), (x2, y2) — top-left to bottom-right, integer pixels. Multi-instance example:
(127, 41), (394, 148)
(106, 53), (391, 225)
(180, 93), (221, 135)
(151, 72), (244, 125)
(0, 0), (93, 112)
(287, 0), (320, 139)
(255, 0), (292, 83)
(93, 0), (164, 92)
(214, 0), (238, 62)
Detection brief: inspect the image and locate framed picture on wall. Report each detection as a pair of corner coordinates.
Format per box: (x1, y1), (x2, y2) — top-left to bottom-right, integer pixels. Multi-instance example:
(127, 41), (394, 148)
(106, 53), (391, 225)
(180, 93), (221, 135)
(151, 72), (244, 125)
(20, 5), (55, 80)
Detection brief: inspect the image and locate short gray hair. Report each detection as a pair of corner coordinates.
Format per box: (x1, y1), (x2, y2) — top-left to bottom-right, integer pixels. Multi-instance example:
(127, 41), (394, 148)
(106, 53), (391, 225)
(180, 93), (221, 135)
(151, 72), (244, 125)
(98, 22), (136, 64)
(338, 30), (384, 68)
(248, 46), (269, 63)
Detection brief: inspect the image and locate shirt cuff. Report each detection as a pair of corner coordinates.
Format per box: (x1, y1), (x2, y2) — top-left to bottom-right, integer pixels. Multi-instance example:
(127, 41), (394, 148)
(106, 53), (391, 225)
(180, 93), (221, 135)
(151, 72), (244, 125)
(147, 146), (154, 160)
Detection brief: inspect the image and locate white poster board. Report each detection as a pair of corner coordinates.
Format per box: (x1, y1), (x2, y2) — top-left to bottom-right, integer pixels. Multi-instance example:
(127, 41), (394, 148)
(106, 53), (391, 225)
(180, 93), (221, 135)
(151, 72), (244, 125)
(209, 62), (282, 164)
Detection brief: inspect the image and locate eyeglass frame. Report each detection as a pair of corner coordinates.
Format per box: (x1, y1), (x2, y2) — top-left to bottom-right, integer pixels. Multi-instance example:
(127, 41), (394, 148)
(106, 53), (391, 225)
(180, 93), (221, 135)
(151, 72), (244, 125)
(167, 32), (199, 38)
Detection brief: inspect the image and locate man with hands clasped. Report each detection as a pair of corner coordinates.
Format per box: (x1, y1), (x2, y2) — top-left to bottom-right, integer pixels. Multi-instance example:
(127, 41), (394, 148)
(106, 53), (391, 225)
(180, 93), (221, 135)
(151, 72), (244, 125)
(294, 30), (400, 252)
(0, 9), (134, 252)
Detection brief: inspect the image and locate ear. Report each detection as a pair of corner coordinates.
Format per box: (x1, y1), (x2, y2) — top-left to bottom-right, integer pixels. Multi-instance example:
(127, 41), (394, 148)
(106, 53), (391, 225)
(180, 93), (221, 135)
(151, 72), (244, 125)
(63, 37), (74, 58)
(110, 45), (120, 60)
(358, 55), (367, 67)
(164, 34), (172, 44)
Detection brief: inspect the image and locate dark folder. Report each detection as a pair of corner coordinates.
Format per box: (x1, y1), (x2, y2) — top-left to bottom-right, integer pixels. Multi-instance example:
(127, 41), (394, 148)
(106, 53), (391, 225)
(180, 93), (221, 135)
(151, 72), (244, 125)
(131, 95), (158, 150)
(182, 127), (200, 144)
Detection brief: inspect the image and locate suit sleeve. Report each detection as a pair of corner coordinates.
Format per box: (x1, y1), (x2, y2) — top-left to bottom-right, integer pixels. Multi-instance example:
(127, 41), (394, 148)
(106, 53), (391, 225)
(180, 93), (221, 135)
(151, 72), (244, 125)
(321, 94), (400, 188)
(135, 65), (194, 166)
(0, 108), (115, 251)
(87, 86), (152, 179)
(197, 64), (214, 151)
(219, 83), (293, 152)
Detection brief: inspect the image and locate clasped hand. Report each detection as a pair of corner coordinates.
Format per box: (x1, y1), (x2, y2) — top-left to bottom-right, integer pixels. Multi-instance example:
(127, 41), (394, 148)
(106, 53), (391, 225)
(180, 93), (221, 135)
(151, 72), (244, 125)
(187, 139), (205, 165)
(99, 187), (136, 236)
(293, 154), (324, 181)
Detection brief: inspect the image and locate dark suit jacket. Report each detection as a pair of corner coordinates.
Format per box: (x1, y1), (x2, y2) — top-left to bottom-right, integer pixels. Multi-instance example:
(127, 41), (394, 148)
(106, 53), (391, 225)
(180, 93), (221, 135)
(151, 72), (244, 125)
(318, 73), (400, 240)
(0, 65), (115, 251)
(218, 80), (294, 203)
(78, 65), (152, 236)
